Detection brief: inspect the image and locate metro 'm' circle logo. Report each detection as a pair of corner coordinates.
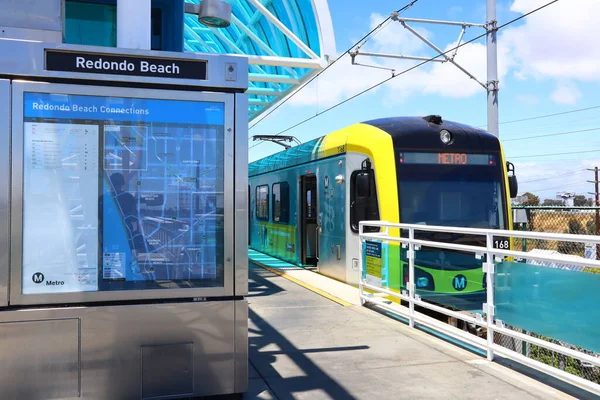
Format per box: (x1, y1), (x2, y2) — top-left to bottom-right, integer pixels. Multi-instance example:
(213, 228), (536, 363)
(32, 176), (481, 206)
(32, 272), (45, 284)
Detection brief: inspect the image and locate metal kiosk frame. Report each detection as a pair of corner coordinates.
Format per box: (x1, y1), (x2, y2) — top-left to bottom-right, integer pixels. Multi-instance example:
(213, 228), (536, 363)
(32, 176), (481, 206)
(0, 39), (248, 400)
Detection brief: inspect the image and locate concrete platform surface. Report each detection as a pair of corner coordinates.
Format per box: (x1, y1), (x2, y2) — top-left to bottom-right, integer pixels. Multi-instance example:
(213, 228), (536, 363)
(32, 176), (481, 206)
(244, 262), (590, 400)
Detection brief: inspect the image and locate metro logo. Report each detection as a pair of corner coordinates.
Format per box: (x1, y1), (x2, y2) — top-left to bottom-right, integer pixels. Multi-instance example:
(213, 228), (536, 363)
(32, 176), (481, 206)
(31, 273), (65, 286)
(32, 272), (44, 284)
(452, 274), (467, 291)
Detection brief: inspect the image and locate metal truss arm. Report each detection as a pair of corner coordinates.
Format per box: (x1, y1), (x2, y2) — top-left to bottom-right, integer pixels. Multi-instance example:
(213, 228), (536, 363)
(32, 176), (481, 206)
(354, 51), (445, 63)
(452, 26), (466, 60)
(392, 15), (487, 28)
(397, 20), (487, 89)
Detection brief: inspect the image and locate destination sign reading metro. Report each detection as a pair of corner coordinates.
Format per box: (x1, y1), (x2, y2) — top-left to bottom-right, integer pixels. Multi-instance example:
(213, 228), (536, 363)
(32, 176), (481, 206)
(45, 50), (207, 80)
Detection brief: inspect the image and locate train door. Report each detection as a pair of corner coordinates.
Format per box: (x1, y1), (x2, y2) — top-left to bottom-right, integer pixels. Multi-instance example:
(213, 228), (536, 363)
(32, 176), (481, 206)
(300, 174), (318, 266)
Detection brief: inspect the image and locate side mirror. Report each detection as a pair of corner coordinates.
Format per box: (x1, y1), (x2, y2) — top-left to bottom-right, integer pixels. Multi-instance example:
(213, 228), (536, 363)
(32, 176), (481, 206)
(508, 175), (518, 198)
(506, 161), (518, 198)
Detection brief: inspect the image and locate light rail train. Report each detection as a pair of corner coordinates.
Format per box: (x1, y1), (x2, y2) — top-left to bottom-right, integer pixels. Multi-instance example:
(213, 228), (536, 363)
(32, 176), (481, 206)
(248, 115), (518, 309)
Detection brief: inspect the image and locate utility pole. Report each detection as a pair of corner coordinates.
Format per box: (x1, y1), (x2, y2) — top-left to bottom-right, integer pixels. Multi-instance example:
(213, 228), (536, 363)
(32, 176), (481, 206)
(588, 167), (600, 260)
(487, 0), (499, 137)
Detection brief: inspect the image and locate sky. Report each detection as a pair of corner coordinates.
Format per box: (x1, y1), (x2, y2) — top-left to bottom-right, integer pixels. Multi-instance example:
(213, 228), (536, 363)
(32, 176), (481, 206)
(247, 0), (600, 202)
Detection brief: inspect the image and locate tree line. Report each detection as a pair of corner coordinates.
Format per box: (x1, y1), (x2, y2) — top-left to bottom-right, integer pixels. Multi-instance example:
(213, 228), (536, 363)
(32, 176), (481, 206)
(513, 192), (595, 207)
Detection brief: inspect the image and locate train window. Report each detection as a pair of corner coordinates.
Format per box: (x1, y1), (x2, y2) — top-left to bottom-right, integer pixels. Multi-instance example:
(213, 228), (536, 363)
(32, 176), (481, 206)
(350, 167), (380, 233)
(272, 182), (290, 224)
(256, 185), (269, 221)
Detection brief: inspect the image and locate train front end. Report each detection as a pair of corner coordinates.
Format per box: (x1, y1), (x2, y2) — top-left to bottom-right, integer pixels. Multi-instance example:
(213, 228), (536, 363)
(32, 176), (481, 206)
(367, 115), (516, 311)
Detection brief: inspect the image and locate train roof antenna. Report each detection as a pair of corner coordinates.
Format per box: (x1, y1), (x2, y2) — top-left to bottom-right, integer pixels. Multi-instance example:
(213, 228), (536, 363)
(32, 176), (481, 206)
(251, 135), (301, 149)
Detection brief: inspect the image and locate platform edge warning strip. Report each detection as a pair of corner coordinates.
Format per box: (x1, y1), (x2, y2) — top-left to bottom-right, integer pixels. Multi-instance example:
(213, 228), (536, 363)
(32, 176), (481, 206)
(251, 262), (352, 307)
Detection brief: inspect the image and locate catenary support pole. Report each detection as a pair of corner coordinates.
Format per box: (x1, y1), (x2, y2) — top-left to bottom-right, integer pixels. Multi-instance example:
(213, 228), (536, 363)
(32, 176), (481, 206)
(117, 0), (151, 50)
(487, 0), (499, 137)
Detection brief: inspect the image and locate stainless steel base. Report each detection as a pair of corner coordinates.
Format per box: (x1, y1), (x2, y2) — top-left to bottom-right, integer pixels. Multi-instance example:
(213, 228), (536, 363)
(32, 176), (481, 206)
(0, 299), (248, 400)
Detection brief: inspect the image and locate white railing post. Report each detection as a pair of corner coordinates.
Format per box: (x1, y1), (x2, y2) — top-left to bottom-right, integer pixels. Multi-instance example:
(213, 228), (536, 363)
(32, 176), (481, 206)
(354, 221), (600, 394)
(408, 227), (416, 328)
(358, 222), (364, 305)
(484, 232), (496, 361)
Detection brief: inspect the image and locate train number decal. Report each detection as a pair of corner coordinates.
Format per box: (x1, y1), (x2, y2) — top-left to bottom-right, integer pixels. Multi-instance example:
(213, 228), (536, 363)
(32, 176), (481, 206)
(493, 236), (510, 249)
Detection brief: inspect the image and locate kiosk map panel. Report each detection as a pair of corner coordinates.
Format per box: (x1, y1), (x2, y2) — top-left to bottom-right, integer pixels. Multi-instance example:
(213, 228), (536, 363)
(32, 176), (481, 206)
(22, 92), (225, 294)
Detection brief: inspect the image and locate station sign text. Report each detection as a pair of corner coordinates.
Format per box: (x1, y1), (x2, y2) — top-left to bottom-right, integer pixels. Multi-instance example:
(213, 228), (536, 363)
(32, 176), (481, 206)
(45, 50), (207, 80)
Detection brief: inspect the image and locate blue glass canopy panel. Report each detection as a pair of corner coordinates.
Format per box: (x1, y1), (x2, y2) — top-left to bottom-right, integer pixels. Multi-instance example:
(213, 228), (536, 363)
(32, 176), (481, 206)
(183, 0), (334, 121)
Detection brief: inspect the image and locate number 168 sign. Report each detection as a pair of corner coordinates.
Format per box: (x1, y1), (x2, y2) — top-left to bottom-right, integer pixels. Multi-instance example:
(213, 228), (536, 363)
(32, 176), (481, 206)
(493, 236), (510, 250)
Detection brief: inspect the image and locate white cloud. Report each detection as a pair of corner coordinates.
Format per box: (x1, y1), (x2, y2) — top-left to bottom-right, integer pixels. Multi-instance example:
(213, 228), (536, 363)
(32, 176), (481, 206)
(502, 0), (600, 84)
(284, 1), (599, 110)
(517, 94), (540, 105)
(285, 52), (389, 108)
(513, 158), (600, 199)
(550, 81), (582, 105)
(286, 13), (432, 108)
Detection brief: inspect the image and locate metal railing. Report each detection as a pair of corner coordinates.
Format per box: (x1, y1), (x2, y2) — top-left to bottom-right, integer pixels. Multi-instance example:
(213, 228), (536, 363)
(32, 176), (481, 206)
(358, 221), (600, 395)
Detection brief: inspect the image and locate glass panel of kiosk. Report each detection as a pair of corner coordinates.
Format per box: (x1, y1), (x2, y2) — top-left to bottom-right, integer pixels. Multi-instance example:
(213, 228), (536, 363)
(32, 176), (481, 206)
(0, 79), (9, 307)
(11, 82), (234, 305)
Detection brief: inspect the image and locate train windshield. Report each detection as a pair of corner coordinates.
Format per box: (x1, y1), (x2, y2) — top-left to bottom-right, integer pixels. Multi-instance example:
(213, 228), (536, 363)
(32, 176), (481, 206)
(396, 151), (507, 230)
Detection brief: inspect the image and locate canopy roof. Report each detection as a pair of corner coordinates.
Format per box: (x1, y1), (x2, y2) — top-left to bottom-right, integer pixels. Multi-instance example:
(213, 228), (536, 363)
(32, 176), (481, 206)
(183, 0), (335, 121)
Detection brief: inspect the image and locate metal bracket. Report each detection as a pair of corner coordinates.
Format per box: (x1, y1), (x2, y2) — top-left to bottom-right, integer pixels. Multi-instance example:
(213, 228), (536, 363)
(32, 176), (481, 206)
(350, 50), (397, 75)
(483, 303), (495, 317)
(475, 313), (484, 322)
(486, 79), (499, 93)
(407, 250), (415, 260)
(495, 319), (504, 328)
(475, 252), (483, 260)
(251, 134), (301, 149)
(485, 19), (498, 33)
(415, 294), (421, 301)
(482, 262), (495, 274)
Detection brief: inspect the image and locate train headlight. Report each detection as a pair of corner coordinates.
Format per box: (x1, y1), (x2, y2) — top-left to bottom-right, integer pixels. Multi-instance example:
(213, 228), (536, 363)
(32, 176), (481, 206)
(417, 277), (429, 288)
(440, 129), (452, 145)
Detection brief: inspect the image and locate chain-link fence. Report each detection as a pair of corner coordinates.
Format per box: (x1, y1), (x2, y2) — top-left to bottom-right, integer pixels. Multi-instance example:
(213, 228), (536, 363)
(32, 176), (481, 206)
(512, 206), (600, 266)
(493, 326), (600, 384)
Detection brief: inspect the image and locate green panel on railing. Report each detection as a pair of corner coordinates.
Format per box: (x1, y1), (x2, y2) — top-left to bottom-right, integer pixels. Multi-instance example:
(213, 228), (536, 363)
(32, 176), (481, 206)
(495, 261), (600, 353)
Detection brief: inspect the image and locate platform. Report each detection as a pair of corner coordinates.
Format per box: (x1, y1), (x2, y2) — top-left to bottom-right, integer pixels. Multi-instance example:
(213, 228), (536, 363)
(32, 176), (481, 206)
(244, 261), (592, 400)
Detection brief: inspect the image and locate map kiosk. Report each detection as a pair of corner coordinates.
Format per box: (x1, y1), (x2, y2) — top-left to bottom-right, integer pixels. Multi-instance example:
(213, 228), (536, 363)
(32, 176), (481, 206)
(0, 38), (248, 399)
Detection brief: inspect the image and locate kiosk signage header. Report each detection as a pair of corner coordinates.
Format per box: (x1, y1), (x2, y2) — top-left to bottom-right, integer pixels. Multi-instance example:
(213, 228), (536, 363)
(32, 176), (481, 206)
(46, 50), (208, 80)
(0, 40), (247, 90)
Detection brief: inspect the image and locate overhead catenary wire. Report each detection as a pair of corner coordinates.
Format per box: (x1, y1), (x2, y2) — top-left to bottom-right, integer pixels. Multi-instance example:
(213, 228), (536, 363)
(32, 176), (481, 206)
(521, 169), (586, 184)
(503, 127), (600, 141)
(475, 104), (600, 128)
(510, 149), (600, 159)
(247, 0), (420, 132)
(249, 0), (561, 151)
(530, 181), (589, 192)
